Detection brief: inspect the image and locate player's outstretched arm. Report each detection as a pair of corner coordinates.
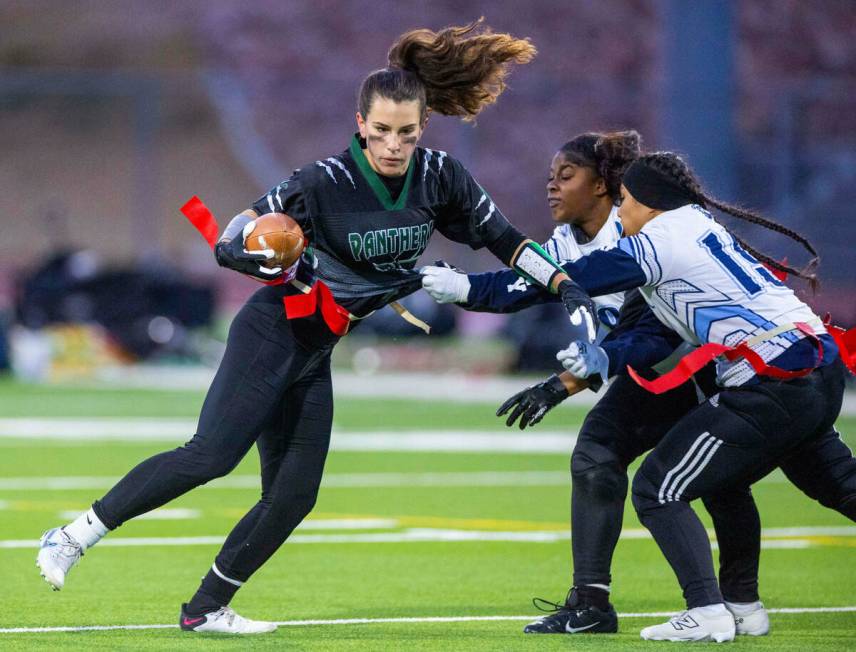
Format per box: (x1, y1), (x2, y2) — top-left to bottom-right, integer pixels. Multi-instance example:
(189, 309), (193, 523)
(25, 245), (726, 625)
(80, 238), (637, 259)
(421, 260), (572, 313)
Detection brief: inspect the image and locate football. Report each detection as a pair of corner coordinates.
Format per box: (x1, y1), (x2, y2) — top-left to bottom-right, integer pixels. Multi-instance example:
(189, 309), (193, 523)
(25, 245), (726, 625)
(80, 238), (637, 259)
(243, 212), (305, 268)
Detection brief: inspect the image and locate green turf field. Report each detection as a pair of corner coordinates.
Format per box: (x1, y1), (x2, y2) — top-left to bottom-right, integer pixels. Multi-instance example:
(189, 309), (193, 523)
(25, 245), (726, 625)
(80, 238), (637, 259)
(1, 379), (854, 650)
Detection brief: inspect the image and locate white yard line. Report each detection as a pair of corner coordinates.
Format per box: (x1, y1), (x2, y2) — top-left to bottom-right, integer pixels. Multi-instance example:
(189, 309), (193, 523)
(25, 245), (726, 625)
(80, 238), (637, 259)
(3, 525), (853, 549)
(0, 469), (801, 492)
(87, 366), (856, 415)
(2, 606), (855, 634)
(58, 508), (201, 521)
(0, 471), (572, 491)
(0, 420), (578, 452)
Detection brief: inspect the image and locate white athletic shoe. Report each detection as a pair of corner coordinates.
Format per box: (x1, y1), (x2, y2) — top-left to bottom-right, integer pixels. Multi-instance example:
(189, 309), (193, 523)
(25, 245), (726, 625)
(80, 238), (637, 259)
(726, 600), (770, 636)
(640, 604), (736, 642)
(180, 604), (277, 634)
(36, 527), (83, 591)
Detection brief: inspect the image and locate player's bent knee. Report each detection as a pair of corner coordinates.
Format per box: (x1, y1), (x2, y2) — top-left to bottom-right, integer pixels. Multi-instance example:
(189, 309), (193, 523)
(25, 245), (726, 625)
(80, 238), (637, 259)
(835, 494), (856, 521)
(571, 456), (628, 503)
(630, 467), (662, 515)
(571, 436), (622, 474)
(270, 487), (321, 525)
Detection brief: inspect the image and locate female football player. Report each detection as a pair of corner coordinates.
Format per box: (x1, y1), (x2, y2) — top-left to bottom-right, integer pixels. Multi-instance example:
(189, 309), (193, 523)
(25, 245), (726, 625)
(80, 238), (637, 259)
(35, 20), (594, 635)
(426, 146), (855, 641)
(541, 152), (849, 642)
(422, 133), (773, 637)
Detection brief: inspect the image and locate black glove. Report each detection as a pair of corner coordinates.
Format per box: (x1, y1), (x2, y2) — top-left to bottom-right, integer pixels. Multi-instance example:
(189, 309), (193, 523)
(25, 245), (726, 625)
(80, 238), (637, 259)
(214, 237), (283, 281)
(558, 279), (598, 343)
(496, 374), (570, 430)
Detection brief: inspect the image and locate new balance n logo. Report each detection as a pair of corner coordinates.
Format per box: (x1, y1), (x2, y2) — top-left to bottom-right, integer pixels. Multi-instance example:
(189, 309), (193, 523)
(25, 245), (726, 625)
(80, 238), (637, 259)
(671, 614), (700, 631)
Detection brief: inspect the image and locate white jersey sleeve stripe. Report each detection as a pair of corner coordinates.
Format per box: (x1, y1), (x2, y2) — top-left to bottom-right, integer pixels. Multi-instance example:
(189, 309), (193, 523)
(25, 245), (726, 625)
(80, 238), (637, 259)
(617, 234), (661, 285)
(639, 233), (663, 283)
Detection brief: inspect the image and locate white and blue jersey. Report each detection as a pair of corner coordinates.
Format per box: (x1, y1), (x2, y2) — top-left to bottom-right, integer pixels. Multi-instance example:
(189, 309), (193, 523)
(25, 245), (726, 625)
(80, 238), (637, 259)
(583, 204), (833, 385)
(466, 203), (836, 386)
(465, 207), (626, 344)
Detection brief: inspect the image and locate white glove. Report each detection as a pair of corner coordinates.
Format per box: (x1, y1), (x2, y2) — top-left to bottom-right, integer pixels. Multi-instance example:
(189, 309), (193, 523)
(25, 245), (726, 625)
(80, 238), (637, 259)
(556, 341), (609, 380)
(420, 265), (471, 304)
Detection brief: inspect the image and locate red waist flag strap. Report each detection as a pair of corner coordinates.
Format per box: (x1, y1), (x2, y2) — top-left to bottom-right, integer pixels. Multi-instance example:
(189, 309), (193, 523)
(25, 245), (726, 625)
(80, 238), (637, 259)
(824, 318), (856, 375)
(180, 196), (219, 250)
(627, 322), (825, 395)
(282, 281), (351, 337)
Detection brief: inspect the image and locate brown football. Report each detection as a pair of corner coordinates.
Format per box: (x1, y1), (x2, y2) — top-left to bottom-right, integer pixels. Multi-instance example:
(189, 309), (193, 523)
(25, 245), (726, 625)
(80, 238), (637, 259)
(243, 212), (305, 268)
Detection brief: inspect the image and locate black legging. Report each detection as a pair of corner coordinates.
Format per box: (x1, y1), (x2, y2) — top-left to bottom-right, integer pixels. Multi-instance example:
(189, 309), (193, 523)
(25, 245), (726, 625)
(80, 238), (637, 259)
(93, 285), (337, 583)
(570, 373), (762, 602)
(631, 359), (848, 608)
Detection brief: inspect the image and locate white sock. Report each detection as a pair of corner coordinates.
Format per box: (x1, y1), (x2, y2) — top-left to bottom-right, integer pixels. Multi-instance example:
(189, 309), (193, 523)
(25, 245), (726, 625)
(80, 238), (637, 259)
(63, 508), (108, 550)
(725, 600), (763, 615)
(585, 583), (610, 593)
(696, 603), (729, 617)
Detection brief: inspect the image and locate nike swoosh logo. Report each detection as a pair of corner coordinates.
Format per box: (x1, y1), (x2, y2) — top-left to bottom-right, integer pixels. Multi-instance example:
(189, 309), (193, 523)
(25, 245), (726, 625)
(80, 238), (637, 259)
(86, 515), (92, 525)
(565, 621), (601, 633)
(182, 617), (205, 626)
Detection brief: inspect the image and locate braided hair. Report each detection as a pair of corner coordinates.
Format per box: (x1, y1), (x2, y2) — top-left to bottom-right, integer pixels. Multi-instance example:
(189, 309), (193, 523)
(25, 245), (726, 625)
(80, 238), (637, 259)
(636, 152), (819, 290)
(560, 130), (641, 204)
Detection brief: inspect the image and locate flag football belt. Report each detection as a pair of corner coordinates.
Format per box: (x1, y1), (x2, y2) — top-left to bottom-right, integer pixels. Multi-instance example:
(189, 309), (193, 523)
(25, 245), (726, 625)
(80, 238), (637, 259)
(180, 196), (430, 337)
(627, 317), (856, 395)
(285, 279), (430, 336)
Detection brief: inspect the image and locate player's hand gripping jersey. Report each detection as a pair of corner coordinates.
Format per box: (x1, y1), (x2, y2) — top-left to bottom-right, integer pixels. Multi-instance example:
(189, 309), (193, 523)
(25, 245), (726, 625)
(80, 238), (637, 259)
(252, 136), (519, 320)
(563, 204), (837, 386)
(462, 206), (626, 344)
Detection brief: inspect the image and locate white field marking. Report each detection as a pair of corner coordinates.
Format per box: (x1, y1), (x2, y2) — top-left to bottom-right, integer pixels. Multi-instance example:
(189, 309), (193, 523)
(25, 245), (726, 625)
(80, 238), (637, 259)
(0, 500), (7, 509)
(331, 432), (576, 453)
(2, 606), (856, 634)
(50, 365), (856, 414)
(91, 367), (601, 406)
(0, 420), (577, 452)
(3, 525), (853, 549)
(0, 469), (817, 493)
(0, 471), (571, 492)
(89, 366), (856, 415)
(58, 508), (201, 521)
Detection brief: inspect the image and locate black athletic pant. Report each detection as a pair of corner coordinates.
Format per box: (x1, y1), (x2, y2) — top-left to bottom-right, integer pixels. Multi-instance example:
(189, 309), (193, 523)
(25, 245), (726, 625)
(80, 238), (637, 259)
(632, 359), (847, 609)
(93, 286), (337, 585)
(570, 373), (761, 602)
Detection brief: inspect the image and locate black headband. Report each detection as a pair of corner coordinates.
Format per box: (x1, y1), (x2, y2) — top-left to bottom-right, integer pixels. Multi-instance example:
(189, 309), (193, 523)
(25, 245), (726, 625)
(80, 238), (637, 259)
(622, 160), (698, 210)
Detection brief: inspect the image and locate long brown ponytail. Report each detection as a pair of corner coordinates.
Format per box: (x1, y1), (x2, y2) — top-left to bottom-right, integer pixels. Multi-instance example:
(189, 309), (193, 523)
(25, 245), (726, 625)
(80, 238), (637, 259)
(358, 19), (536, 122)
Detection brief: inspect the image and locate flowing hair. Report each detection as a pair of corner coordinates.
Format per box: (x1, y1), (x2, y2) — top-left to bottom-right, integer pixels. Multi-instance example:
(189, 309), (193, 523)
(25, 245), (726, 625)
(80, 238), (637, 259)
(358, 18), (536, 122)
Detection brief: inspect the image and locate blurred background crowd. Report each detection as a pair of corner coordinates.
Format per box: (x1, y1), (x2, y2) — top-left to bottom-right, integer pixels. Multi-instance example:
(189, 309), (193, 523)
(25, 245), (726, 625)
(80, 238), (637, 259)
(1, 0), (854, 379)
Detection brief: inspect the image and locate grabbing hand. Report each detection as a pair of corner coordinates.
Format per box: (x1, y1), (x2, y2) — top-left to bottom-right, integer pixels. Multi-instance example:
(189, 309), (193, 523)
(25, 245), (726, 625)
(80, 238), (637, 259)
(496, 374), (570, 430)
(215, 221), (283, 281)
(556, 341), (609, 381)
(420, 263), (471, 304)
(558, 280), (598, 342)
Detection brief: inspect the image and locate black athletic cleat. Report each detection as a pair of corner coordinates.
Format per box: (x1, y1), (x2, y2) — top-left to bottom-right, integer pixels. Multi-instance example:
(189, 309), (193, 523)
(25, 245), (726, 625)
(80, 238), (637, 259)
(523, 587), (618, 634)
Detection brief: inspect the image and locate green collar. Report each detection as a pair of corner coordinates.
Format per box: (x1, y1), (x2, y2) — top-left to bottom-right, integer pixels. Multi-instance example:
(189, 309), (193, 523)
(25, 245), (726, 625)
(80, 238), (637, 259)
(349, 134), (414, 210)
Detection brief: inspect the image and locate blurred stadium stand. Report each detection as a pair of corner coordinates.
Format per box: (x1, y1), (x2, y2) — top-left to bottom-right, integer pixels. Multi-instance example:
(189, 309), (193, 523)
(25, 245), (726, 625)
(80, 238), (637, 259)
(0, 0), (853, 368)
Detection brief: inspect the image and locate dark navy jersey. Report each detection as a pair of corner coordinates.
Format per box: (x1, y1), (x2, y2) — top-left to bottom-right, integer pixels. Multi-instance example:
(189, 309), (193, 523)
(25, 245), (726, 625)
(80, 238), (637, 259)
(251, 135), (512, 317)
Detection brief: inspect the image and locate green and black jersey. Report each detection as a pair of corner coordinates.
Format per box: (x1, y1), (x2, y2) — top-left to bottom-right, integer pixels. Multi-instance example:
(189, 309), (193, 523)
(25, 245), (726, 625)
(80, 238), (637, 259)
(251, 135), (516, 317)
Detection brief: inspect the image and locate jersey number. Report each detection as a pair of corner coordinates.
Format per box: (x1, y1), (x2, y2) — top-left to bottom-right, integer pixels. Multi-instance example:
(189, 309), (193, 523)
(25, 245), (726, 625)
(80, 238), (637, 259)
(700, 232), (782, 298)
